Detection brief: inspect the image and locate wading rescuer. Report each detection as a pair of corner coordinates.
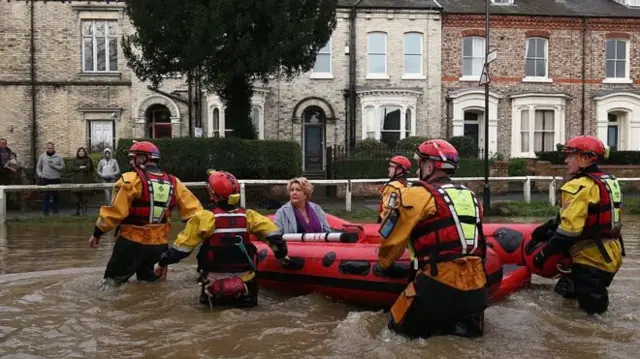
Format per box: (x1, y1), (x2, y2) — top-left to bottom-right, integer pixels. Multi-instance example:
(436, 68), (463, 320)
(377, 139), (488, 339)
(88, 141), (202, 284)
(153, 170), (289, 307)
(378, 156), (411, 223)
(527, 135), (624, 314)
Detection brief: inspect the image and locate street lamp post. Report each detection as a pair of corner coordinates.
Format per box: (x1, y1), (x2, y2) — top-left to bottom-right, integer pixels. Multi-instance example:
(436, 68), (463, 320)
(483, 0), (491, 211)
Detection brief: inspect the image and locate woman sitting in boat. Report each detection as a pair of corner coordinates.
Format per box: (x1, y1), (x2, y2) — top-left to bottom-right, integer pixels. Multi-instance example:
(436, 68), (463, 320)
(274, 177), (331, 234)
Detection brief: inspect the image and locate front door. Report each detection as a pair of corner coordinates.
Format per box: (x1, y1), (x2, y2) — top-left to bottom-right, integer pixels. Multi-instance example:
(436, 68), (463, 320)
(302, 106), (326, 171)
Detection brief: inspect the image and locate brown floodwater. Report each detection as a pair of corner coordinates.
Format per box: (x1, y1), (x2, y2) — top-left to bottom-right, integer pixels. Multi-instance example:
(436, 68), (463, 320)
(0, 217), (638, 358)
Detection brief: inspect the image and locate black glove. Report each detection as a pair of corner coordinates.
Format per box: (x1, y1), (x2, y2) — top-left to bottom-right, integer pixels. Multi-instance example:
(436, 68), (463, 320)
(267, 234), (288, 260)
(532, 218), (557, 242)
(533, 250), (548, 269)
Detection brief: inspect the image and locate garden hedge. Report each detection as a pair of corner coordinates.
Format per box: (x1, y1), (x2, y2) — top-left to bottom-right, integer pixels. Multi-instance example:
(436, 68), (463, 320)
(112, 138), (302, 181)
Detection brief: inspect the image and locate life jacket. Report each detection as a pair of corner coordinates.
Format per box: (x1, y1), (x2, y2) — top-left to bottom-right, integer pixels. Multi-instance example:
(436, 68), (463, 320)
(408, 181), (484, 275)
(579, 170), (623, 262)
(197, 207), (254, 274)
(122, 166), (177, 226)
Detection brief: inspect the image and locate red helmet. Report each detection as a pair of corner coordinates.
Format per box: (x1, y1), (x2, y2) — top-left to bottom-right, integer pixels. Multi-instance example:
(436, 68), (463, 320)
(415, 139), (460, 170)
(557, 136), (608, 159)
(388, 155), (411, 173)
(128, 141), (161, 160)
(207, 170), (241, 204)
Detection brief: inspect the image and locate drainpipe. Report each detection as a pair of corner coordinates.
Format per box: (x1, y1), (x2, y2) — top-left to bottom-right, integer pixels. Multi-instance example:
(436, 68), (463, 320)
(30, 0), (38, 170)
(445, 94), (451, 138)
(187, 70), (193, 137)
(581, 16), (587, 135)
(348, 0), (363, 153)
(343, 89), (349, 150)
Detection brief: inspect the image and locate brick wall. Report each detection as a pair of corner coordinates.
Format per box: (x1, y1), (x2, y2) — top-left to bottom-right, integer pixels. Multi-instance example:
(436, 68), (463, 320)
(0, 1), (192, 163)
(442, 14), (640, 157)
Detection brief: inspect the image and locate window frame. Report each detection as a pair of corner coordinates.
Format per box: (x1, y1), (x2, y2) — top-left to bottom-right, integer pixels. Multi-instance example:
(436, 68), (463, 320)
(367, 31), (389, 79)
(523, 37), (550, 82)
(86, 119), (116, 153)
(604, 38), (631, 83)
(461, 36), (486, 80)
(402, 32), (424, 79)
(510, 95), (568, 158)
(81, 19), (119, 73)
(311, 38), (333, 79)
(362, 104), (416, 146)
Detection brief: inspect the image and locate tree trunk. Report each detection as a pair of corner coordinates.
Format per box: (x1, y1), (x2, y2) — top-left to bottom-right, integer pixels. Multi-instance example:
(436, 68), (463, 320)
(221, 76), (256, 139)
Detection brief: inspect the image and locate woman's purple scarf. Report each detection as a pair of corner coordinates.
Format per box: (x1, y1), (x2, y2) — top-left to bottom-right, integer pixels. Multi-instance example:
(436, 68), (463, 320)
(293, 201), (322, 233)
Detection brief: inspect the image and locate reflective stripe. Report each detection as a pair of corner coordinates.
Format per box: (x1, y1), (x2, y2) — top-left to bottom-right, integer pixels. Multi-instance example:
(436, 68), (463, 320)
(214, 213), (247, 218)
(212, 228), (248, 234)
(438, 187), (468, 255)
(601, 177), (622, 231)
(439, 186), (479, 255)
(170, 244), (193, 253)
(148, 178), (174, 224)
(263, 231), (279, 237)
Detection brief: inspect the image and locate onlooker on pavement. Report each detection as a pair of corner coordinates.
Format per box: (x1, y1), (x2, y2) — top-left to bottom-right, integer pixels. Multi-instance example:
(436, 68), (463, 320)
(0, 138), (13, 186)
(36, 142), (65, 215)
(97, 148), (120, 205)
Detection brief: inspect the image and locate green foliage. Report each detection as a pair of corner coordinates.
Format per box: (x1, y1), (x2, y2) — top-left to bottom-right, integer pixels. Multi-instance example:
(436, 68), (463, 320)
(448, 136), (479, 158)
(354, 139), (390, 155)
(394, 136), (429, 151)
(508, 158), (528, 176)
(114, 138), (302, 181)
(122, 0), (337, 139)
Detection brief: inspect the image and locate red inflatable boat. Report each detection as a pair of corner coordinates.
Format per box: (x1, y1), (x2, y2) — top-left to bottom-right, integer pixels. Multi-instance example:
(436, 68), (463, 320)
(252, 214), (541, 308)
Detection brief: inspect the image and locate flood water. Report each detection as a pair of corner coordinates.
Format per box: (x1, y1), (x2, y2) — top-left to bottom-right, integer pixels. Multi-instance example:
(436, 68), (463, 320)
(0, 217), (638, 358)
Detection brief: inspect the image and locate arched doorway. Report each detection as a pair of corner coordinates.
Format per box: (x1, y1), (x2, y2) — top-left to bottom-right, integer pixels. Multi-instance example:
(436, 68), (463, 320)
(302, 106), (326, 171)
(463, 109), (483, 157)
(607, 111), (627, 151)
(146, 104), (172, 138)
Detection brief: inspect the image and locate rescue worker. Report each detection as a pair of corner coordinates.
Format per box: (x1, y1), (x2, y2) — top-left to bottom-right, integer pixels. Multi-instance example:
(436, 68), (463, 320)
(152, 170), (289, 308)
(378, 156), (412, 223)
(378, 139), (487, 339)
(530, 135), (624, 314)
(88, 141), (203, 284)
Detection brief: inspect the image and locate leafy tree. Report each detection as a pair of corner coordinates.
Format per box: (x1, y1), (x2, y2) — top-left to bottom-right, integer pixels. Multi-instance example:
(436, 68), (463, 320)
(122, 0), (337, 138)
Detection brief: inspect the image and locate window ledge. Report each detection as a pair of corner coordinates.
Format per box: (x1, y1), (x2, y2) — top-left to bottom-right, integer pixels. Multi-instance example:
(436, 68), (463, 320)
(366, 74), (390, 80)
(522, 77), (553, 83)
(602, 78), (633, 84)
(459, 76), (480, 82)
(402, 74), (426, 80)
(79, 72), (121, 78)
(310, 73), (334, 79)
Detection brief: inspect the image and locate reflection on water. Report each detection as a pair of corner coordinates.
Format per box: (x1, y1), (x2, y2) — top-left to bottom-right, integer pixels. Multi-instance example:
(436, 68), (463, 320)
(0, 218), (638, 358)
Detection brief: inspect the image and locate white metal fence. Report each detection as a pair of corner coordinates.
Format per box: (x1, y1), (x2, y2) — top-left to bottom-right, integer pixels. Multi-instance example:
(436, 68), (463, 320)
(2, 176), (640, 223)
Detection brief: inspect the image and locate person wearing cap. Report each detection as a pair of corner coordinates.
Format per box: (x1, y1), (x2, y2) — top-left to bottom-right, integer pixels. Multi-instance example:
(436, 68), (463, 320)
(529, 135), (623, 314)
(88, 141), (203, 285)
(377, 139), (487, 339)
(153, 170), (289, 307)
(377, 156), (412, 223)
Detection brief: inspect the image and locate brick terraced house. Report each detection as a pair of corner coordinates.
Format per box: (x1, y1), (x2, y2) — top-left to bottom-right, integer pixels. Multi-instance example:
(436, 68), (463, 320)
(0, 0), (443, 177)
(2, 0), (640, 172)
(439, 0), (640, 157)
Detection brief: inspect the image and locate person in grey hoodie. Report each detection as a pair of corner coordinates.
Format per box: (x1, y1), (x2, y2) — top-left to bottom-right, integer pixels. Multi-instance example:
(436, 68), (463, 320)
(36, 141), (65, 215)
(96, 148), (120, 205)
